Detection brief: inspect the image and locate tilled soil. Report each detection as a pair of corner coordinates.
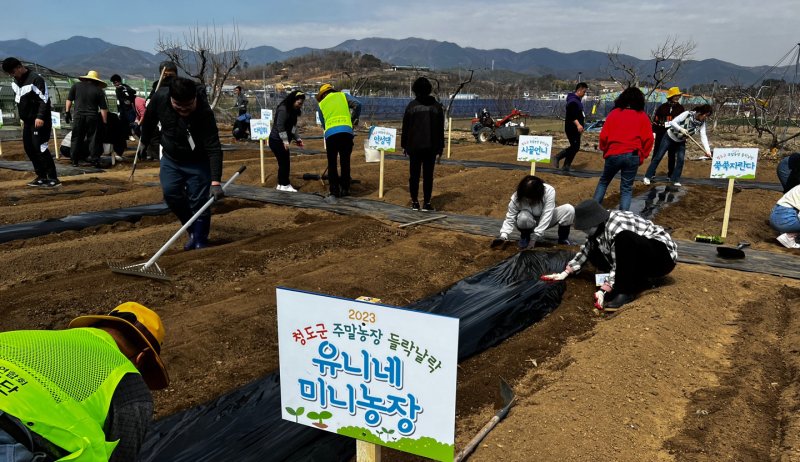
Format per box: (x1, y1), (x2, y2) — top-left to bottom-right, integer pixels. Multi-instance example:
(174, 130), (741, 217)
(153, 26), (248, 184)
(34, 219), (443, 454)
(0, 122), (799, 462)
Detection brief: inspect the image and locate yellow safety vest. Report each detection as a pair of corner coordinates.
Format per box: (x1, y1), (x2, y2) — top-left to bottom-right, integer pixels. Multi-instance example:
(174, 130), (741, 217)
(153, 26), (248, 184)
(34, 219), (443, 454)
(0, 328), (140, 461)
(319, 92), (353, 133)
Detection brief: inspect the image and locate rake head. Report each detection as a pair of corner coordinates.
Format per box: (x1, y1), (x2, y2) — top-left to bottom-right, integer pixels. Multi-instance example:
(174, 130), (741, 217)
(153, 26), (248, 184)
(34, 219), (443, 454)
(108, 261), (171, 281)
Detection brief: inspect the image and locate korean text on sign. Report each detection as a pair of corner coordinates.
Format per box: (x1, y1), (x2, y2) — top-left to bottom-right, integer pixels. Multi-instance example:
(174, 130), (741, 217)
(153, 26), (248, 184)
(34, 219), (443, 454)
(517, 135), (552, 163)
(710, 148), (758, 179)
(368, 127), (397, 152)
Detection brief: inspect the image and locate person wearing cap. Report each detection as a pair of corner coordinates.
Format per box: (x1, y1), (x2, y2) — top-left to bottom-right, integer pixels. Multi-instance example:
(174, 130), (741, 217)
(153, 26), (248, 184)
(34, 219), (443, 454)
(316, 83), (362, 197)
(65, 70), (109, 167)
(492, 175), (575, 250)
(1, 57), (61, 188)
(0, 302), (168, 461)
(652, 87), (686, 179)
(269, 90), (306, 192)
(541, 199), (677, 312)
(140, 77), (224, 250)
(643, 104), (713, 188)
(401, 77), (444, 211)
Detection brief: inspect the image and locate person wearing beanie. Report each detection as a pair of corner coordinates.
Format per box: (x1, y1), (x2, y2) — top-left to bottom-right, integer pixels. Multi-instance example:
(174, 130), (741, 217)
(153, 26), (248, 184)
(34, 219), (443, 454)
(1, 57), (61, 188)
(492, 175), (575, 250)
(541, 199), (677, 312)
(269, 90), (306, 192)
(652, 87), (685, 179)
(401, 77), (444, 211)
(316, 83), (362, 197)
(0, 302), (169, 461)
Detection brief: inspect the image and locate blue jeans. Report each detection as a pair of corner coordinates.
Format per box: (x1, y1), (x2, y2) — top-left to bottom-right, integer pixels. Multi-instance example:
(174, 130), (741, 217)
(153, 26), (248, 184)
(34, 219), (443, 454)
(645, 136), (685, 183)
(593, 152), (640, 211)
(159, 154), (212, 224)
(777, 156), (792, 191)
(769, 204), (800, 233)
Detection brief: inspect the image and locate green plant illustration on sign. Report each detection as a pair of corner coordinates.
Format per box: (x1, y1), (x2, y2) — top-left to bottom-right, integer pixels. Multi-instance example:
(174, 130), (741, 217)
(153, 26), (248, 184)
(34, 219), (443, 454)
(307, 410), (333, 429)
(377, 427), (395, 442)
(285, 406), (305, 423)
(337, 426), (454, 462)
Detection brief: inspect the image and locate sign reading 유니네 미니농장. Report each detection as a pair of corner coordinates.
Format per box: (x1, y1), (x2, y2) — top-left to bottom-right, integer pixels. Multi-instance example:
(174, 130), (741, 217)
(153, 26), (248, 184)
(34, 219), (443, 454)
(517, 135), (553, 163)
(710, 148), (759, 179)
(277, 287), (459, 461)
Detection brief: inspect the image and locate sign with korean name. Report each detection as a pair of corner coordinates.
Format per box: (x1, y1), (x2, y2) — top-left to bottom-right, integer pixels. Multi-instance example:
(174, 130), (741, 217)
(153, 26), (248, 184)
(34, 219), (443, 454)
(315, 110), (321, 126)
(367, 127), (397, 152)
(250, 119), (270, 140)
(517, 135), (552, 163)
(50, 111), (61, 129)
(277, 287), (459, 461)
(260, 109), (273, 121)
(710, 148), (758, 179)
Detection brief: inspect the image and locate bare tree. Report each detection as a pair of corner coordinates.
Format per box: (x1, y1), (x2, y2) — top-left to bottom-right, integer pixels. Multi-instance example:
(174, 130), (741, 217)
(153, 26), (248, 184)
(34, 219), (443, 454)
(444, 69), (474, 118)
(156, 23), (244, 109)
(607, 36), (696, 98)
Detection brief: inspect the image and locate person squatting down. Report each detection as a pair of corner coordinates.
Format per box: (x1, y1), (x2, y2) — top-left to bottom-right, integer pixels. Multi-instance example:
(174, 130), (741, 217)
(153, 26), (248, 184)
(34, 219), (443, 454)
(541, 199), (678, 312)
(492, 175), (575, 250)
(770, 184), (800, 249)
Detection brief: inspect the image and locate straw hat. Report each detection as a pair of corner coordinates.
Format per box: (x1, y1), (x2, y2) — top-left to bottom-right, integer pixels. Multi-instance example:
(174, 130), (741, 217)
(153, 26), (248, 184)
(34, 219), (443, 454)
(666, 87), (682, 99)
(69, 302), (169, 390)
(78, 70), (108, 88)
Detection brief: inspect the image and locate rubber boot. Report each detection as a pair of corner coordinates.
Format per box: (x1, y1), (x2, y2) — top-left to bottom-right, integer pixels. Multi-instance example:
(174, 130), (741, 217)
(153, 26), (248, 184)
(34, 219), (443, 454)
(183, 230), (196, 251)
(192, 215), (211, 249)
(557, 225), (573, 245)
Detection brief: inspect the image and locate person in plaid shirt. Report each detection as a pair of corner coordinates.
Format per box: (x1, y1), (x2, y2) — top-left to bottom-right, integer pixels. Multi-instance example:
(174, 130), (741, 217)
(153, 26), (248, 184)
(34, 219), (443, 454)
(541, 199), (677, 312)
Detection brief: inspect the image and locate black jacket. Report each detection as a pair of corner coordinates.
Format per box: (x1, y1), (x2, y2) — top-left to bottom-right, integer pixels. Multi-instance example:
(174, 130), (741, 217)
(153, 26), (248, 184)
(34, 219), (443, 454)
(11, 69), (51, 122)
(140, 87), (223, 181)
(401, 96), (445, 153)
(269, 102), (301, 143)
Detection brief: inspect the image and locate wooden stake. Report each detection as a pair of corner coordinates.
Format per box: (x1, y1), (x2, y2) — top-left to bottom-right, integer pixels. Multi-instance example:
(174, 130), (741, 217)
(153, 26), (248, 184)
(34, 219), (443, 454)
(356, 440), (381, 462)
(259, 138), (265, 184)
(378, 149), (385, 198)
(52, 126), (60, 159)
(0, 139), (3, 157)
(530, 161), (536, 176)
(721, 177), (735, 238)
(446, 117), (452, 159)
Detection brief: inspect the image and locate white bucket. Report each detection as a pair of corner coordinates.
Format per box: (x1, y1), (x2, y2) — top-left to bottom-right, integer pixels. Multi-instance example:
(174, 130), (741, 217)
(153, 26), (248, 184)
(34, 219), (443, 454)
(364, 139), (380, 163)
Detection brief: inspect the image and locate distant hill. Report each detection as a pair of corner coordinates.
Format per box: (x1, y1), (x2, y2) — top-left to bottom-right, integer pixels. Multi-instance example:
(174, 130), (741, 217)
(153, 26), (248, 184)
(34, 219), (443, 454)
(0, 35), (793, 87)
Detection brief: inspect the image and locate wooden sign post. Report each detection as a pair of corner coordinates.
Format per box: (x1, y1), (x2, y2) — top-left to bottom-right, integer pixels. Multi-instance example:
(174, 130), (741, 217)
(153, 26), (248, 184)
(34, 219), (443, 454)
(250, 119), (271, 184)
(368, 127), (397, 199)
(379, 149), (385, 198)
(517, 135), (552, 177)
(446, 117), (452, 159)
(709, 148), (759, 238)
(51, 111), (61, 159)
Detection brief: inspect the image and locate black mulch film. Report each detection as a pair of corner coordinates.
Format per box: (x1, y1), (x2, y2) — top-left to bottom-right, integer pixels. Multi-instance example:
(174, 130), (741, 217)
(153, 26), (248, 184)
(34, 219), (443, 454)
(138, 251), (571, 462)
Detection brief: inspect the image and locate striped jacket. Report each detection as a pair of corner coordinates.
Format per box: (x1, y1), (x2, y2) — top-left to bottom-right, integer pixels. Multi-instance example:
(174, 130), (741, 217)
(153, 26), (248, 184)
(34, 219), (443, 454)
(11, 68), (51, 122)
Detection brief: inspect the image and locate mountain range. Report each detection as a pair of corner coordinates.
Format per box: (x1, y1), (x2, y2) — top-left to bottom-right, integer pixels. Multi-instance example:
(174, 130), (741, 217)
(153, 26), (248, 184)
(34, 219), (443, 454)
(0, 35), (792, 88)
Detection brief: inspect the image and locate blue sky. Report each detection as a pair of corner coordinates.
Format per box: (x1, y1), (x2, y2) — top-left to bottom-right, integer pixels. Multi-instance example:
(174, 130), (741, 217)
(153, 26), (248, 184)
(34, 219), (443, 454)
(3, 0), (798, 67)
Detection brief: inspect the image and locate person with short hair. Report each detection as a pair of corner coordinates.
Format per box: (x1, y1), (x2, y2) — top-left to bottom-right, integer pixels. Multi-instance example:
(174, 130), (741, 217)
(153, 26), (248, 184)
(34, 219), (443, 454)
(110, 74), (137, 128)
(554, 82), (588, 171)
(401, 77), (444, 211)
(316, 83), (361, 197)
(770, 184), (800, 249)
(652, 87), (686, 179)
(493, 175), (575, 250)
(541, 199), (678, 312)
(593, 87), (654, 211)
(65, 70), (109, 167)
(777, 152), (800, 193)
(140, 77), (224, 250)
(1, 57), (60, 188)
(643, 104), (714, 187)
(269, 90), (306, 192)
(0, 302), (169, 461)
(233, 86), (248, 116)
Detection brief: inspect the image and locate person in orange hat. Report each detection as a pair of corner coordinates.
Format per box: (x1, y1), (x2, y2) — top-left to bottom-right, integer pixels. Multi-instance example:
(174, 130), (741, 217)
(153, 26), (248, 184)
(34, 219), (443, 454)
(0, 302), (168, 461)
(65, 70), (109, 167)
(651, 87), (685, 179)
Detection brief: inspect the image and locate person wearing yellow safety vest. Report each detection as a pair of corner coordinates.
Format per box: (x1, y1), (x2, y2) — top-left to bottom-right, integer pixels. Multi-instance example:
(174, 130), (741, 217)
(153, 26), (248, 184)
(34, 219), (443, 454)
(0, 302), (169, 461)
(316, 84), (362, 197)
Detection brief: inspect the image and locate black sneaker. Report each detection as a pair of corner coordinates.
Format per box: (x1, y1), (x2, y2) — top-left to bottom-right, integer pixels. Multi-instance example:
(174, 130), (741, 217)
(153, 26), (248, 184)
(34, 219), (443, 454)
(26, 177), (46, 188)
(411, 201), (420, 211)
(422, 202), (435, 212)
(42, 178), (62, 188)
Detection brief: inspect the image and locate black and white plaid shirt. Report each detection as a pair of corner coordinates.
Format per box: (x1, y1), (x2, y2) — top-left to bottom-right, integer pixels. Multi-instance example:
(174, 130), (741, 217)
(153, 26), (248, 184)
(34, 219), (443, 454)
(567, 211), (678, 288)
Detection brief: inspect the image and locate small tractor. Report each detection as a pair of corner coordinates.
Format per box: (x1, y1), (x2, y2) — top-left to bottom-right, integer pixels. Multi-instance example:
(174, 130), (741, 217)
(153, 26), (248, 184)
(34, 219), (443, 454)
(471, 108), (531, 144)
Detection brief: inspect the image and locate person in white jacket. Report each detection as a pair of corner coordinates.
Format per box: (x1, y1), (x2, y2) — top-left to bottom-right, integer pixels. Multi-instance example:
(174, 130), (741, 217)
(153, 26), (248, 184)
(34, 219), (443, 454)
(643, 104), (713, 187)
(492, 175), (575, 250)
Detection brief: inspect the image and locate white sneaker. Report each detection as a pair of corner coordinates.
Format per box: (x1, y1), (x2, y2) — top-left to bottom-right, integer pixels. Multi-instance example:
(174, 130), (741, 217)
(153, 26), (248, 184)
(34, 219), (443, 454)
(642, 177), (651, 185)
(672, 182), (682, 187)
(283, 184), (298, 192)
(777, 233), (800, 248)
(275, 185), (285, 191)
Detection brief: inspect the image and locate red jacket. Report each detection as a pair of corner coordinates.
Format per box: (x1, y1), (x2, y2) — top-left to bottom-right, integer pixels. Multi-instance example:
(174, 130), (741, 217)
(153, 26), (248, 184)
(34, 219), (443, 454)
(598, 108), (654, 165)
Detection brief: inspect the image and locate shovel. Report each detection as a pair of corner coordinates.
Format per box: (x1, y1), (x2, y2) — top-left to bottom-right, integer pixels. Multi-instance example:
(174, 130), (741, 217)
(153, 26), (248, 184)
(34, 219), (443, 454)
(716, 241), (750, 259)
(109, 165), (246, 280)
(454, 377), (516, 462)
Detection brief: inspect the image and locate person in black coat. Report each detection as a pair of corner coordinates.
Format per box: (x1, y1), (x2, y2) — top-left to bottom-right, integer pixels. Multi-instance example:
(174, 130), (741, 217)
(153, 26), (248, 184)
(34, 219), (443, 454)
(268, 90), (306, 192)
(401, 77), (445, 211)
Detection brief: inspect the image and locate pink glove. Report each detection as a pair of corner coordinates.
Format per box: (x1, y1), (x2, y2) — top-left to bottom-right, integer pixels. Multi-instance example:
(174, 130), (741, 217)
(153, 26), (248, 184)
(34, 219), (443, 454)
(296, 139), (304, 148)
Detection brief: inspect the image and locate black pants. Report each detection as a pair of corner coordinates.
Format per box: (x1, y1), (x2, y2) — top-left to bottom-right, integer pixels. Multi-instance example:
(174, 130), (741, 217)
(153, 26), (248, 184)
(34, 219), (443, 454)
(22, 119), (57, 179)
(408, 149), (437, 203)
(71, 114), (101, 164)
(325, 132), (354, 195)
(557, 131), (581, 167)
(654, 132), (676, 177)
(269, 137), (291, 186)
(612, 230), (675, 293)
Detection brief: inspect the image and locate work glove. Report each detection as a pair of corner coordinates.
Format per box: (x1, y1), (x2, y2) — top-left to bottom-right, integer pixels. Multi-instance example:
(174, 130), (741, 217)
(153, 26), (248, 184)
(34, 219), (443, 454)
(540, 271), (569, 282)
(593, 290), (606, 310)
(210, 184), (225, 201)
(679, 128), (690, 136)
(295, 139), (304, 148)
(64, 112), (72, 124)
(490, 234), (509, 248)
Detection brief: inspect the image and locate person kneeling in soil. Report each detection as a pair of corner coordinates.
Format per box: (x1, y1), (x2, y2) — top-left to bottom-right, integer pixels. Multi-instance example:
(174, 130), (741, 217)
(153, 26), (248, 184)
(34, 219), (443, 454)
(541, 199), (677, 312)
(770, 184), (800, 249)
(0, 302), (169, 461)
(140, 77), (224, 250)
(492, 175), (575, 250)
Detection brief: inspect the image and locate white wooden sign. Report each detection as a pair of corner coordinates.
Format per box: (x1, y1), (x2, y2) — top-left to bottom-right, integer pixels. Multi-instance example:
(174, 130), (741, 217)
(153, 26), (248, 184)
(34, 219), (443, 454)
(517, 135), (552, 163)
(260, 109), (273, 121)
(250, 119), (270, 140)
(0, 109), (3, 128)
(710, 148), (758, 179)
(50, 111), (61, 129)
(278, 287), (458, 462)
(315, 110), (321, 126)
(368, 127), (397, 152)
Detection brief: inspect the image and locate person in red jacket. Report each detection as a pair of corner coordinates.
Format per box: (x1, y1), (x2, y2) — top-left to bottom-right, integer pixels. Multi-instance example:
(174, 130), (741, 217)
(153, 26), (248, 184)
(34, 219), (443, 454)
(592, 87), (654, 211)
